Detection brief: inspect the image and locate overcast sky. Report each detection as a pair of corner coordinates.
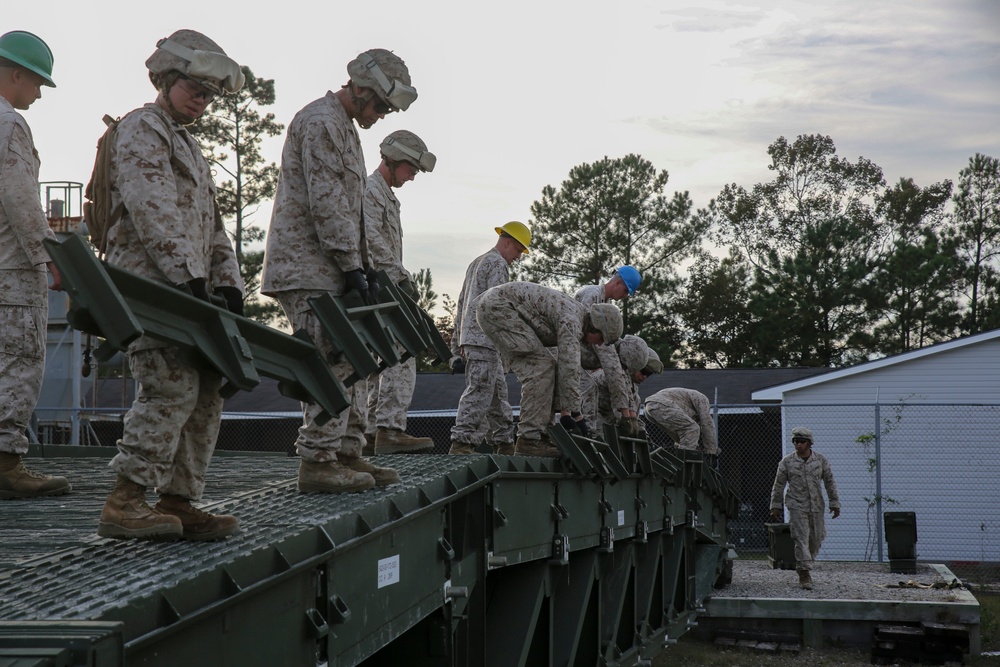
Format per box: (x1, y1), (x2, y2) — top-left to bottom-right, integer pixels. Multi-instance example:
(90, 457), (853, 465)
(8, 0), (1000, 307)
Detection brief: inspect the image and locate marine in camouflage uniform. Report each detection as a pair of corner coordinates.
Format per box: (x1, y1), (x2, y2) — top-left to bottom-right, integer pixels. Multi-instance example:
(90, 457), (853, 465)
(362, 130), (435, 455)
(262, 49), (417, 492)
(644, 387), (718, 455)
(769, 427), (841, 589)
(476, 281), (622, 456)
(97, 30), (246, 541)
(448, 222), (530, 455)
(0, 30), (71, 498)
(585, 335), (653, 433)
(575, 268), (641, 436)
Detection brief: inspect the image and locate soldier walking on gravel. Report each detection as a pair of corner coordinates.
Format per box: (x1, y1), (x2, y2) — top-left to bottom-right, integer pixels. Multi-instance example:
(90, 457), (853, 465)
(770, 427), (841, 590)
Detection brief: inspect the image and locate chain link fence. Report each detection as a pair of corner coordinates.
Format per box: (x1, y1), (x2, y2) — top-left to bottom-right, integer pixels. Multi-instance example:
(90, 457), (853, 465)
(31, 401), (1000, 587)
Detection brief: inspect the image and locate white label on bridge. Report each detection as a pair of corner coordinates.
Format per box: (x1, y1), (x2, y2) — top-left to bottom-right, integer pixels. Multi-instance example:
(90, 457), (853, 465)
(378, 555), (400, 588)
(618, 510), (625, 526)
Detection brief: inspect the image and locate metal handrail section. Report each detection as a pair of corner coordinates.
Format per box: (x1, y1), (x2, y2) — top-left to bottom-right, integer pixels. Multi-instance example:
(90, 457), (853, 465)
(0, 435), (737, 667)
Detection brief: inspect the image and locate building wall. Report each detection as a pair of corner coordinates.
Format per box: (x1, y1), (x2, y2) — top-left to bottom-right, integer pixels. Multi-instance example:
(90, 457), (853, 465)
(763, 340), (1000, 565)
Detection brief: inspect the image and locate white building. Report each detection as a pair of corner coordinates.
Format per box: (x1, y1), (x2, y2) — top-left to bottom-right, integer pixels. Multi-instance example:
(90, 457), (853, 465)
(753, 330), (1000, 565)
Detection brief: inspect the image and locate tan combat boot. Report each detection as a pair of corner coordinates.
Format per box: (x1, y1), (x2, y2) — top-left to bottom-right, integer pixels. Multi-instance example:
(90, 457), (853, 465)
(339, 455), (400, 486)
(374, 428), (433, 454)
(493, 442), (515, 456)
(298, 459), (375, 493)
(97, 475), (183, 540)
(362, 432), (376, 457)
(514, 436), (561, 458)
(0, 452), (71, 499)
(154, 494), (240, 541)
(798, 569), (813, 590)
(448, 441), (476, 455)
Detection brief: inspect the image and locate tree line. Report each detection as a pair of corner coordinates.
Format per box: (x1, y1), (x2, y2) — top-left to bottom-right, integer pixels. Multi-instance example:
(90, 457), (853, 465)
(192, 71), (999, 370)
(520, 137), (999, 369)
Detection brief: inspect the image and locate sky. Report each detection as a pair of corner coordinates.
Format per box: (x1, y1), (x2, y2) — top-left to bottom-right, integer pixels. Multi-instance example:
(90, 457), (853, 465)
(8, 0), (1000, 310)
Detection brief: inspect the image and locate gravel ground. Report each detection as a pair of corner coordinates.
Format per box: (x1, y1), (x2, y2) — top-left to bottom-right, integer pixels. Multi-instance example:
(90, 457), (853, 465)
(648, 559), (991, 667)
(721, 559), (970, 603)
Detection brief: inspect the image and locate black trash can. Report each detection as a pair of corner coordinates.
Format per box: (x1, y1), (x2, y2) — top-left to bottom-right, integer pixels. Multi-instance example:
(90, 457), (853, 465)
(884, 511), (918, 574)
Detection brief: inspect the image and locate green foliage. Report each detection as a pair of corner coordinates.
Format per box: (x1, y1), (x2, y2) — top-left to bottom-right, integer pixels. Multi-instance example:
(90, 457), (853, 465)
(871, 177), (961, 354)
(673, 250), (759, 367)
(947, 153), (1000, 334)
(854, 398), (916, 560)
(189, 65), (285, 326)
(712, 134), (888, 366)
(520, 154), (705, 360)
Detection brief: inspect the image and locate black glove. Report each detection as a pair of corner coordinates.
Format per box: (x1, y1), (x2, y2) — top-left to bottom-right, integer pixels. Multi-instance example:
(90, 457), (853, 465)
(449, 356), (466, 374)
(344, 269), (370, 305)
(560, 414), (590, 437)
(559, 414), (577, 431)
(214, 286), (244, 317)
(399, 278), (418, 300)
(177, 277), (210, 302)
(366, 268), (381, 303)
(770, 508), (783, 522)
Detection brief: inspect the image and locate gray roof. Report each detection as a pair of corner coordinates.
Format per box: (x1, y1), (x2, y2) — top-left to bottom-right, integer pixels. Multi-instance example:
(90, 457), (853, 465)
(90, 367), (832, 412)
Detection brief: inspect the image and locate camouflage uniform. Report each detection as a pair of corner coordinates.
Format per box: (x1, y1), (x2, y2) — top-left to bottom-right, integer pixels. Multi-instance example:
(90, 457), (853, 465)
(450, 248), (514, 447)
(106, 103), (243, 500)
(576, 282), (630, 428)
(644, 387), (718, 454)
(0, 97), (55, 455)
(261, 92), (367, 461)
(362, 170), (415, 434)
(476, 282), (586, 440)
(769, 450), (840, 572)
(585, 336), (647, 429)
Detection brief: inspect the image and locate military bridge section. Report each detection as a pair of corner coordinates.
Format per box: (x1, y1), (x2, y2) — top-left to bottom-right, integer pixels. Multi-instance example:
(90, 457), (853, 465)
(0, 448), (735, 667)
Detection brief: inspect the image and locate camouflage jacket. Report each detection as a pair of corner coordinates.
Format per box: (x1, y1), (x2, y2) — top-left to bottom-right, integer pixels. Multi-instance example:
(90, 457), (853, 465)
(262, 92), (367, 296)
(645, 387), (718, 450)
(0, 97), (54, 306)
(106, 103), (241, 293)
(364, 170), (409, 284)
(481, 281), (587, 410)
(453, 246), (509, 357)
(577, 284), (629, 415)
(770, 449), (841, 513)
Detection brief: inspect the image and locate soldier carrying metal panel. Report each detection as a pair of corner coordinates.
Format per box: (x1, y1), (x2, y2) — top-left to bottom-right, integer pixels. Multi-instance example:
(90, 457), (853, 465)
(96, 30), (246, 541)
(363, 130), (437, 456)
(261, 48), (417, 493)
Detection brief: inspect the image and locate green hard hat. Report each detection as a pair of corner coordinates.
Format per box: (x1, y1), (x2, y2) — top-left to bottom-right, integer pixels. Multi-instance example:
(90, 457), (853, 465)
(0, 31), (55, 87)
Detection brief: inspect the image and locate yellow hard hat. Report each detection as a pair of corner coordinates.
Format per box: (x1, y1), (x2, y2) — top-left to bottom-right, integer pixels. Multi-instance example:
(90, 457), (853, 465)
(495, 221), (531, 254)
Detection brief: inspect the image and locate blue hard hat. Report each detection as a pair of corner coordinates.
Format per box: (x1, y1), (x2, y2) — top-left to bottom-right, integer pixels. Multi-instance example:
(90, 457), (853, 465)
(615, 265), (641, 296)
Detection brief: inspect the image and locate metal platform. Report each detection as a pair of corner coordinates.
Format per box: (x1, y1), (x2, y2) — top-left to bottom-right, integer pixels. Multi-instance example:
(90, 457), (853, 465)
(0, 448), (736, 667)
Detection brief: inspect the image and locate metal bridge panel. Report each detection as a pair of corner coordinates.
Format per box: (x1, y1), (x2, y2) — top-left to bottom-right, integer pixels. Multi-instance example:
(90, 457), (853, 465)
(490, 479), (558, 564)
(552, 478), (602, 552)
(550, 549), (599, 667)
(326, 509), (450, 666)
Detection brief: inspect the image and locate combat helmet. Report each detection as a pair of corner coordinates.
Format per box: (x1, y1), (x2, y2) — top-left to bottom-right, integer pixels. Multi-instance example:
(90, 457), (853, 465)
(347, 48), (416, 111)
(146, 29), (244, 95)
(381, 130), (436, 172)
(589, 303), (623, 345)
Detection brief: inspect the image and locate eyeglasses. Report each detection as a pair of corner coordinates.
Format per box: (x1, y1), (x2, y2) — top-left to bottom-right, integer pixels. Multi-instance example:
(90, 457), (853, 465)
(792, 438), (810, 444)
(372, 99), (396, 115)
(177, 76), (216, 103)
